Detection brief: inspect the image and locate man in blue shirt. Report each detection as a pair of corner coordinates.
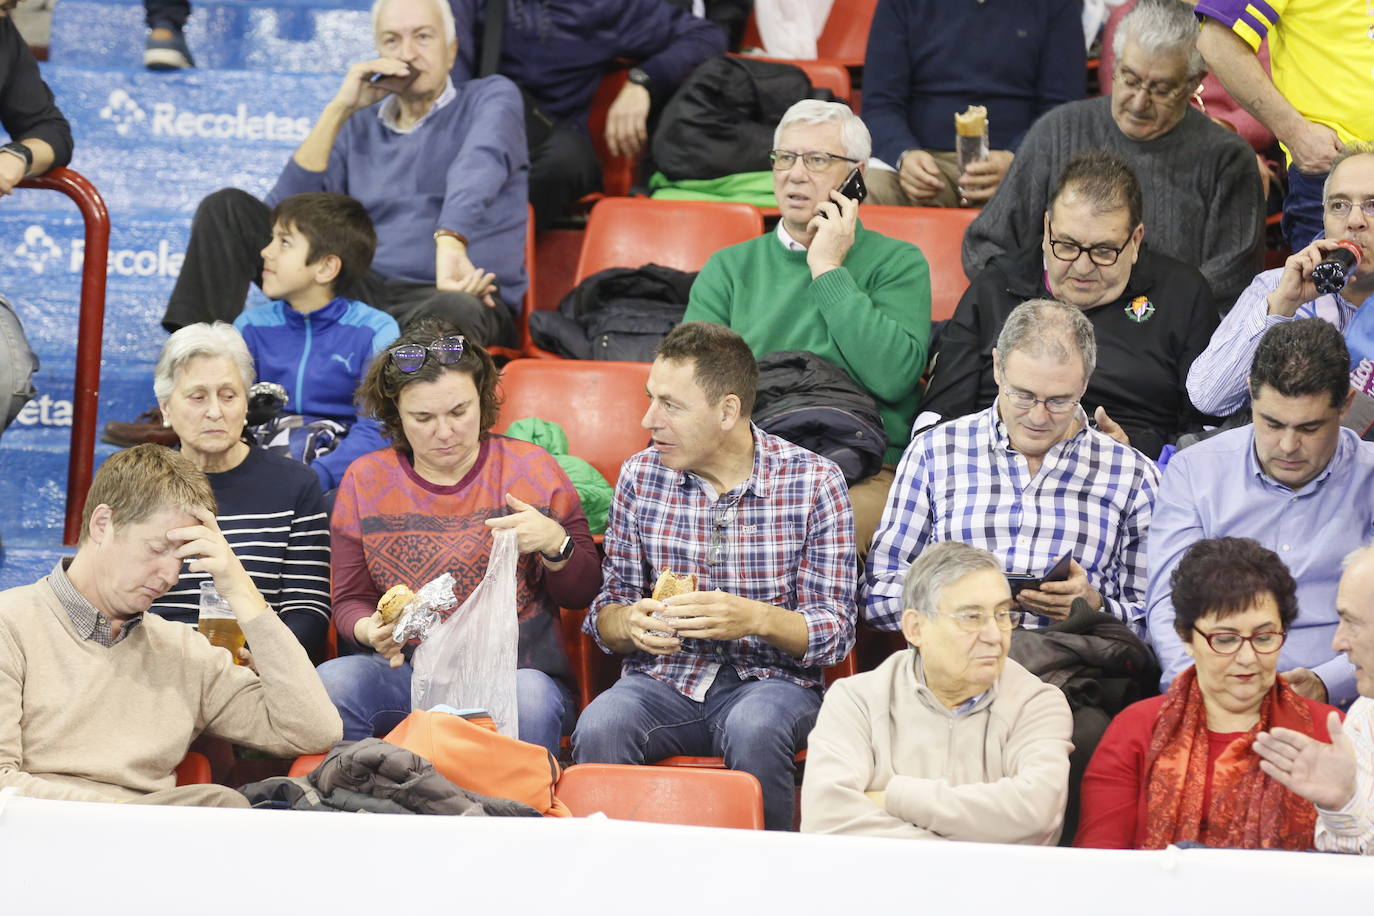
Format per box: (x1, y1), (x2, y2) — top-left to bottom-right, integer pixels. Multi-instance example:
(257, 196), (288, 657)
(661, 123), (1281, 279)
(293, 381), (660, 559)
(159, 0), (527, 348)
(1147, 319), (1374, 707)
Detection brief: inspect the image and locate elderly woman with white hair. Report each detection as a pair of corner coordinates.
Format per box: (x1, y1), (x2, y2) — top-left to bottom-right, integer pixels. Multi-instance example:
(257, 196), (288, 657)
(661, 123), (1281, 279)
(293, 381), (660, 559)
(801, 541), (1073, 842)
(683, 97), (931, 553)
(147, 322), (331, 657)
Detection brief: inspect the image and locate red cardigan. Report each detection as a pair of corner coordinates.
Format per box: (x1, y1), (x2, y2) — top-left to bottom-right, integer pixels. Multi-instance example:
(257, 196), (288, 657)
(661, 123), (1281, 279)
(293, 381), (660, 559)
(1075, 691), (1339, 848)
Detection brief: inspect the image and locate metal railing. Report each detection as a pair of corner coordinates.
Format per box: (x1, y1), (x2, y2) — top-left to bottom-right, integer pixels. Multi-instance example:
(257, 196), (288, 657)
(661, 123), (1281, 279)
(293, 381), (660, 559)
(17, 167), (110, 545)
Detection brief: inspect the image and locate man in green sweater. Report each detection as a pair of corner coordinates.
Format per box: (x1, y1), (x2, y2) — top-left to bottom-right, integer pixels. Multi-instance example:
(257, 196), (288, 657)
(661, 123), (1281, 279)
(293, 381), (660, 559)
(683, 100), (932, 554)
(0, 444), (342, 805)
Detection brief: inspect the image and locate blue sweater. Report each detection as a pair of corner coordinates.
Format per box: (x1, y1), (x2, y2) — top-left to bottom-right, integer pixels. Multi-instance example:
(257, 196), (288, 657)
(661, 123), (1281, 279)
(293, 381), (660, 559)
(448, 0), (726, 127)
(234, 297), (399, 491)
(268, 75), (529, 307)
(863, 0), (1085, 166)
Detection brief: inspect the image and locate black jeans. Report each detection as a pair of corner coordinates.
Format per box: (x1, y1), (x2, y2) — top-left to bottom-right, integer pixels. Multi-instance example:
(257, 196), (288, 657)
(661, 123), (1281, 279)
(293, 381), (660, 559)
(529, 125), (602, 230)
(162, 188), (517, 347)
(145, 0), (190, 29)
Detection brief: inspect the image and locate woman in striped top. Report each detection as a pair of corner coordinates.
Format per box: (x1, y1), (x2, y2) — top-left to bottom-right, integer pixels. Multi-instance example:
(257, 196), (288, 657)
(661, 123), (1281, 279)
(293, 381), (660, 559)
(146, 323), (331, 657)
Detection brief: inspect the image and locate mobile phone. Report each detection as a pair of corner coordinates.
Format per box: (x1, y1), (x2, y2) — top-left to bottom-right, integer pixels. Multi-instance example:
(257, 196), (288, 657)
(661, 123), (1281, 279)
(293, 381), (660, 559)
(818, 167), (868, 218)
(369, 68), (418, 95)
(836, 167), (868, 204)
(1006, 552), (1074, 597)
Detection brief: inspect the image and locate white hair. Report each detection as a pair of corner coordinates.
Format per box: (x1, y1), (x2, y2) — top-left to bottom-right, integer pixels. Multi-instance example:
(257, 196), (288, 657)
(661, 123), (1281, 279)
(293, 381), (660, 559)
(773, 99), (872, 163)
(1112, 0), (1205, 81)
(902, 542), (1004, 620)
(154, 322), (255, 404)
(996, 298), (1098, 381)
(370, 0), (456, 45)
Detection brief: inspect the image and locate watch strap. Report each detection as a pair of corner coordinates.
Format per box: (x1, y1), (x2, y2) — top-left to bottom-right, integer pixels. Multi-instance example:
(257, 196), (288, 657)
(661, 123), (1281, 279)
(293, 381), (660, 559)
(542, 534), (574, 563)
(1, 142), (32, 174)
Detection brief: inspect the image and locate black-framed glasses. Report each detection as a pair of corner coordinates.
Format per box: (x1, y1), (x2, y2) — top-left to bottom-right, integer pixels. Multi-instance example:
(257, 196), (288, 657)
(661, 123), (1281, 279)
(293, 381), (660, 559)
(941, 609), (1023, 633)
(769, 149), (860, 172)
(1047, 221), (1133, 267)
(1191, 626), (1287, 655)
(1112, 66), (1192, 102)
(1001, 388), (1079, 415)
(389, 335), (466, 373)
(1325, 199), (1374, 220)
(707, 492), (745, 566)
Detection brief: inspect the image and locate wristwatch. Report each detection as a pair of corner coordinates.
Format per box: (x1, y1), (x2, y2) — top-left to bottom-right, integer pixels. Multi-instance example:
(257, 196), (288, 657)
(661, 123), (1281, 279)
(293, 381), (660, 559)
(626, 67), (651, 89)
(542, 534), (574, 564)
(1, 141), (32, 176)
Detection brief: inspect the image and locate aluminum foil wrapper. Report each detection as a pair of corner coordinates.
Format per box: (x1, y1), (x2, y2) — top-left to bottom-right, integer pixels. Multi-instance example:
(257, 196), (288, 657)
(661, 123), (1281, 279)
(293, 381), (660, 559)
(392, 572), (460, 643)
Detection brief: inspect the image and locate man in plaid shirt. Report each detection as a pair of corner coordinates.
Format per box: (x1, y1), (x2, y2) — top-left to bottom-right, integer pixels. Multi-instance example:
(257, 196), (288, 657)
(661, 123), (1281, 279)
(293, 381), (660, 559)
(864, 299), (1160, 634)
(573, 323), (858, 830)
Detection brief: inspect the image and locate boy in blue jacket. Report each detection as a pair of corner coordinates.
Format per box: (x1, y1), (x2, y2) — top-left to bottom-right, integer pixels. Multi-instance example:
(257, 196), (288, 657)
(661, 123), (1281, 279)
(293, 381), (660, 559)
(234, 192), (399, 492)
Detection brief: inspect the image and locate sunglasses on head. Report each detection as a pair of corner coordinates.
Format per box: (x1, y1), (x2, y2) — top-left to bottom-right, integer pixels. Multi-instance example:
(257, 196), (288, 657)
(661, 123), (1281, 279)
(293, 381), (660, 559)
(388, 335), (466, 373)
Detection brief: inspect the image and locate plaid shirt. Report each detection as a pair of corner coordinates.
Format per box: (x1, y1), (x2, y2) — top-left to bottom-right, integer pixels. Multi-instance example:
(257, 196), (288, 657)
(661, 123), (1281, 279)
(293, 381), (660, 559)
(863, 404), (1159, 632)
(49, 559), (143, 647)
(588, 425), (857, 701)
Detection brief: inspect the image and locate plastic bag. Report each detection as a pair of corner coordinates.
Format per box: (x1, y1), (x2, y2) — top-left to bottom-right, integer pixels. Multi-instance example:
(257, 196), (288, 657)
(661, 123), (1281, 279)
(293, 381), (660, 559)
(410, 529), (521, 737)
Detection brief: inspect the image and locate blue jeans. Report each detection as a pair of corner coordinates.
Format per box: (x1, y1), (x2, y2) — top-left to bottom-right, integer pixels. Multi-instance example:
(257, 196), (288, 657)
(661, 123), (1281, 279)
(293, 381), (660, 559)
(1283, 165), (1327, 252)
(316, 654), (576, 757)
(571, 667), (822, 830)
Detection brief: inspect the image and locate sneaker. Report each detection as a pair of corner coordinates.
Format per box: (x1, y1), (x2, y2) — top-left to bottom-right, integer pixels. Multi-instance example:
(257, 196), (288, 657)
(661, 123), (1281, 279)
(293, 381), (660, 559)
(102, 407), (180, 448)
(144, 23), (195, 71)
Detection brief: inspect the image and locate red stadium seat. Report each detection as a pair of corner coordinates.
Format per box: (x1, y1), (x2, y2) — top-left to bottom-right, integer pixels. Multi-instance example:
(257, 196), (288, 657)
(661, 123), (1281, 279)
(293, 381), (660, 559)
(288, 754), (327, 779)
(561, 606), (621, 712)
(557, 763), (765, 828)
(573, 197), (764, 285)
(495, 358), (652, 486)
(174, 752), (213, 786)
(816, 0), (879, 66)
(858, 205), (976, 322)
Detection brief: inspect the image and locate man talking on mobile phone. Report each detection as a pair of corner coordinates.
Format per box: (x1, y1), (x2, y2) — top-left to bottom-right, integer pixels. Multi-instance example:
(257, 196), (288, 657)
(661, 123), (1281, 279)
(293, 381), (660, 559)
(683, 100), (932, 556)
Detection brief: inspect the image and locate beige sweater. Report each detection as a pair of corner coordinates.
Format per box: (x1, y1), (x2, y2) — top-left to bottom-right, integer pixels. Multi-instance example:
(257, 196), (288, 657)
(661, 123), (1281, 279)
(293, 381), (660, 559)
(0, 577), (343, 803)
(801, 648), (1073, 843)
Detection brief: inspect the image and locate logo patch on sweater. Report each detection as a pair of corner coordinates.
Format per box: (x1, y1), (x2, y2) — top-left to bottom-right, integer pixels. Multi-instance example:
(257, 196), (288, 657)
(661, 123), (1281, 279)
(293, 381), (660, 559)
(1124, 296), (1155, 323)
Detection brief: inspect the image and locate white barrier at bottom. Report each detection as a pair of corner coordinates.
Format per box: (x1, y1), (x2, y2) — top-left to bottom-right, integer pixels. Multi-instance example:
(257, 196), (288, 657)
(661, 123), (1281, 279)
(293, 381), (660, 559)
(0, 793), (1369, 913)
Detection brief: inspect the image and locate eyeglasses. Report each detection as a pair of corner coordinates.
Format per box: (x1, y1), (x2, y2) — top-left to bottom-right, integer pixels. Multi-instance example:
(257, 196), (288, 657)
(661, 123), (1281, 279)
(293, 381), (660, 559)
(941, 609), (1024, 633)
(1047, 221), (1133, 267)
(1001, 388), (1079, 415)
(389, 335), (466, 373)
(1191, 626), (1287, 655)
(707, 492), (745, 567)
(769, 149), (860, 172)
(1325, 199), (1374, 220)
(1113, 66), (1192, 103)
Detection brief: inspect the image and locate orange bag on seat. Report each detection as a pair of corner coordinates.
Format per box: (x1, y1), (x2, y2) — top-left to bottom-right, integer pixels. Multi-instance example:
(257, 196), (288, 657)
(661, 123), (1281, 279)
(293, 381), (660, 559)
(384, 708), (571, 817)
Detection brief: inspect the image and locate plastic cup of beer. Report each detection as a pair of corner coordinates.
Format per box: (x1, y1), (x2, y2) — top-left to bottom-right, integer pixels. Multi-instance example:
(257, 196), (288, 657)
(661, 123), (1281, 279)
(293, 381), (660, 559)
(198, 580), (246, 665)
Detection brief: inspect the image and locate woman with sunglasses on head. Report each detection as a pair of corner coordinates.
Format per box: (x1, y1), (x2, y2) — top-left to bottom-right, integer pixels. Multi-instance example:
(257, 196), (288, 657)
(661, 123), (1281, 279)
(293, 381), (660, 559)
(1076, 537), (1341, 849)
(315, 319), (599, 755)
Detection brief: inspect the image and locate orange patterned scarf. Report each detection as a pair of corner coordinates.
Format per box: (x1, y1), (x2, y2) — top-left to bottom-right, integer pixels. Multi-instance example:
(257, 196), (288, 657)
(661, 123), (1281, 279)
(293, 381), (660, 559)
(1142, 667), (1317, 850)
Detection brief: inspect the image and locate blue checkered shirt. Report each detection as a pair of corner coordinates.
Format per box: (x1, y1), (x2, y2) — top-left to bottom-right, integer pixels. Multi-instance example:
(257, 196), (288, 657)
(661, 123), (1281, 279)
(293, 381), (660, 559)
(863, 404), (1159, 633)
(587, 424), (857, 701)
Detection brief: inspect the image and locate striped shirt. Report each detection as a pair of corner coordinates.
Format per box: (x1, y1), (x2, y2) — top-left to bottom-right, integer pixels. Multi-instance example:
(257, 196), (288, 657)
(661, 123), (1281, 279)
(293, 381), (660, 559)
(1317, 696), (1374, 854)
(1186, 267), (1359, 417)
(150, 446), (330, 654)
(863, 404), (1159, 632)
(588, 425), (857, 701)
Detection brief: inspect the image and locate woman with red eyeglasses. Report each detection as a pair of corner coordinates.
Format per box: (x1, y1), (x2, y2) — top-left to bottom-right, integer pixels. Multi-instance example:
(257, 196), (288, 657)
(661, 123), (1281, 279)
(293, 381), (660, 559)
(315, 318), (600, 756)
(1077, 537), (1341, 849)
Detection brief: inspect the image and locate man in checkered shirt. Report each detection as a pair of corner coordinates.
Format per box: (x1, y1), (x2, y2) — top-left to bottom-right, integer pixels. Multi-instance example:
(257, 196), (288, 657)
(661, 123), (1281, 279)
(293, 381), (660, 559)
(573, 323), (858, 830)
(864, 299), (1160, 634)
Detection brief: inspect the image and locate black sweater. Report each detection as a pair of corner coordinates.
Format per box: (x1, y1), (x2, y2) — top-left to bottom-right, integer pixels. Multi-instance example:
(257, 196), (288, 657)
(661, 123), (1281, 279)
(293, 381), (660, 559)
(921, 243), (1220, 460)
(0, 18), (72, 170)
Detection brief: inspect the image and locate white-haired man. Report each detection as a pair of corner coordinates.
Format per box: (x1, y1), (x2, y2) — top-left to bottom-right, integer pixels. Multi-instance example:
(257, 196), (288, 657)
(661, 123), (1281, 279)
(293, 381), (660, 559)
(683, 99), (932, 553)
(1256, 544), (1374, 854)
(803, 541), (1073, 842)
(157, 0), (527, 347)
